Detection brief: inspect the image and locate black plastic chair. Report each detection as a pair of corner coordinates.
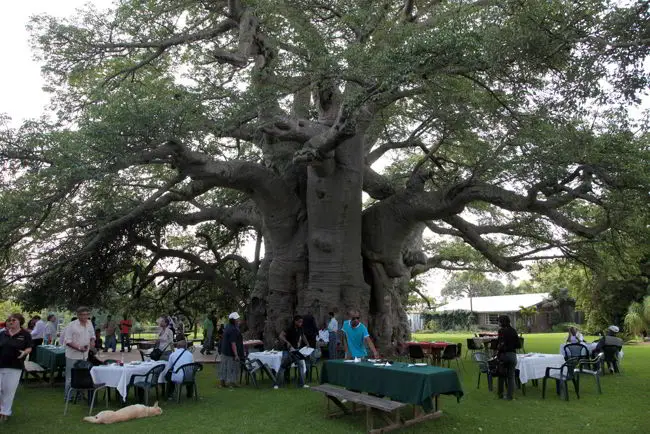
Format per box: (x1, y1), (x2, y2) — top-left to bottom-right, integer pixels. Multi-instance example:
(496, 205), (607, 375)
(172, 362), (203, 402)
(563, 343), (590, 361)
(574, 353), (603, 395)
(471, 352), (493, 391)
(542, 362), (579, 401)
(488, 339), (499, 356)
(241, 358), (262, 387)
(442, 344), (461, 370)
(128, 363), (166, 405)
(408, 344), (427, 363)
(601, 345), (622, 374)
(63, 366), (108, 416)
(466, 339), (482, 359)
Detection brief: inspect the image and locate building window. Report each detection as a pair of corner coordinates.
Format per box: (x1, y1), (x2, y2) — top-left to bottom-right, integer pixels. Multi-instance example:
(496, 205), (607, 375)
(487, 314), (500, 325)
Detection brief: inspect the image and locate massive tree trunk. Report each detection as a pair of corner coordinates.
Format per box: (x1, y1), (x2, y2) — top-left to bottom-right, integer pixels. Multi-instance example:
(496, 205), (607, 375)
(300, 135), (369, 326)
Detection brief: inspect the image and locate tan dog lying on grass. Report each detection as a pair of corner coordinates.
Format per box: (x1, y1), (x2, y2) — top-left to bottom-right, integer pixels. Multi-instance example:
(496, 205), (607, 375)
(83, 402), (162, 424)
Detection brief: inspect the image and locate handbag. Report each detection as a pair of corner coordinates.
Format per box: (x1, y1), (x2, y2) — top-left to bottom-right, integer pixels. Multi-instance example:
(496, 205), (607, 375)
(165, 348), (187, 382)
(150, 348), (163, 361)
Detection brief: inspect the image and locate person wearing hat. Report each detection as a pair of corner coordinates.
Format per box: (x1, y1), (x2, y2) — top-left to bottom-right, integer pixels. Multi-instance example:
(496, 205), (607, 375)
(219, 312), (244, 388)
(595, 325), (624, 372)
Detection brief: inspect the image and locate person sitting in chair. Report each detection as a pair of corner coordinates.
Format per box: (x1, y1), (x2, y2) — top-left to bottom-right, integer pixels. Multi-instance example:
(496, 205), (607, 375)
(278, 315), (309, 388)
(166, 340), (194, 399)
(595, 325), (623, 372)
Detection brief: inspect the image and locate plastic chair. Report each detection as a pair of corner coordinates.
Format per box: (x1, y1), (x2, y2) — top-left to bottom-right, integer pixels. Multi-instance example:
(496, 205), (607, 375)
(128, 363), (166, 405)
(563, 343), (590, 361)
(471, 352), (493, 391)
(517, 337), (525, 354)
(442, 344), (462, 370)
(574, 353), (603, 394)
(542, 362), (579, 401)
(466, 338), (482, 359)
(172, 362), (203, 402)
(408, 344), (427, 363)
(63, 367), (108, 416)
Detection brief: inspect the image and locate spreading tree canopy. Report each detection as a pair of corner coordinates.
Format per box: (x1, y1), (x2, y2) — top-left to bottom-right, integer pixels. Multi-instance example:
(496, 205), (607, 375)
(1, 0), (649, 350)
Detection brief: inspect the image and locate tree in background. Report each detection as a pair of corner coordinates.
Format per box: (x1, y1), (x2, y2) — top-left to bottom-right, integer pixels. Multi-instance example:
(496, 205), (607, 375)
(624, 296), (650, 339)
(0, 0), (648, 352)
(441, 271), (505, 303)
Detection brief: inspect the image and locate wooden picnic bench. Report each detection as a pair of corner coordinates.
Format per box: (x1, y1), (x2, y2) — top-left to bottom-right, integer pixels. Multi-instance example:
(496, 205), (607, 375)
(313, 384), (441, 433)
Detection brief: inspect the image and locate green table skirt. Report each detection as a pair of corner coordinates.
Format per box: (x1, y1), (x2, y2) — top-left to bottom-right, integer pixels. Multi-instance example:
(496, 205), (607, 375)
(321, 360), (463, 412)
(34, 345), (66, 371)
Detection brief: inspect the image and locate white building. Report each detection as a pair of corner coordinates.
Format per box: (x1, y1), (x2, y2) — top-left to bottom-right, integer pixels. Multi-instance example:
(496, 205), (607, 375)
(437, 293), (550, 328)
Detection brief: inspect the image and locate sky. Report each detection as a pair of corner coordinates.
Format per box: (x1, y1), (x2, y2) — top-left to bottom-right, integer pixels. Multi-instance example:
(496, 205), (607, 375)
(0, 1), (110, 125)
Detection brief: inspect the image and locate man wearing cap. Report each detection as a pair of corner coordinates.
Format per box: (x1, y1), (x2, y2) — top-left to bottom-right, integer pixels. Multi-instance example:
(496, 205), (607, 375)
(595, 325), (624, 372)
(220, 312), (244, 388)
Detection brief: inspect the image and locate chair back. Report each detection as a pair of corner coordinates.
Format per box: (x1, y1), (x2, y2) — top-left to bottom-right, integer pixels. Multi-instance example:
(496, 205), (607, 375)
(70, 368), (95, 389)
(145, 363), (167, 384)
(471, 351), (490, 373)
(441, 344), (457, 359)
(176, 362), (203, 383)
(489, 339), (499, 350)
(455, 343), (462, 357)
(408, 344), (425, 359)
(563, 343), (589, 361)
(467, 338), (481, 351)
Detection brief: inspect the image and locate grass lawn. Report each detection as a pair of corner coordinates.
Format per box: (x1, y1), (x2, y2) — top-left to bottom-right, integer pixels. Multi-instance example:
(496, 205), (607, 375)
(10, 333), (649, 433)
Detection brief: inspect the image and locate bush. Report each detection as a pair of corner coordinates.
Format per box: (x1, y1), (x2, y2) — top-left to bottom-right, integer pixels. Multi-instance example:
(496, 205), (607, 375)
(422, 310), (476, 331)
(550, 322), (582, 333)
(425, 319), (439, 332)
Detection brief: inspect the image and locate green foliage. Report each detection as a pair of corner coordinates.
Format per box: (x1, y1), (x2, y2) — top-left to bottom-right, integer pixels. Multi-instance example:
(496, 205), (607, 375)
(441, 271), (505, 300)
(423, 310), (476, 332)
(624, 296), (650, 337)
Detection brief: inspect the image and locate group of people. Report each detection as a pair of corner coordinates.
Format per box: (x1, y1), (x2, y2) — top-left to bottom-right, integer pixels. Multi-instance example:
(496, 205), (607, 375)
(495, 318), (627, 401)
(0, 306), (384, 419)
(97, 314), (133, 353)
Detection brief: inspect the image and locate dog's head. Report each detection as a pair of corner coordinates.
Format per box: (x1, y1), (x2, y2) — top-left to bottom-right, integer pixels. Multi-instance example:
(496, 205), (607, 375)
(149, 402), (163, 416)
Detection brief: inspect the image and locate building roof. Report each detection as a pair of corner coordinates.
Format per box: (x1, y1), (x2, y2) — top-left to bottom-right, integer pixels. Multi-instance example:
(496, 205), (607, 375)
(437, 293), (550, 313)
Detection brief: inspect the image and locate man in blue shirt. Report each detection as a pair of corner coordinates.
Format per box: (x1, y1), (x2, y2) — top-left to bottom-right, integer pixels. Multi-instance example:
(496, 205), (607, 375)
(342, 310), (379, 359)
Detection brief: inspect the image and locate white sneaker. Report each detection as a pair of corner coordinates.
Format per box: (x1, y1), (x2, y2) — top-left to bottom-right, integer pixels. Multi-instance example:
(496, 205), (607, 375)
(341, 399), (347, 403)
(273, 385), (279, 390)
(303, 385), (310, 388)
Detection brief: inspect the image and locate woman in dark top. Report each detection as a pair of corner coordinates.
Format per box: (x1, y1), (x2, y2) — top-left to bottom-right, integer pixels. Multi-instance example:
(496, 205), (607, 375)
(496, 315), (520, 400)
(0, 313), (32, 421)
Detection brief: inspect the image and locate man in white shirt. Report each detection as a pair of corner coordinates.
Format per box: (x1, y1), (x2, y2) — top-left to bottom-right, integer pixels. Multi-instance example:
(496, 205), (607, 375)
(165, 340), (194, 399)
(327, 312), (339, 359)
(60, 307), (95, 400)
(30, 315), (47, 349)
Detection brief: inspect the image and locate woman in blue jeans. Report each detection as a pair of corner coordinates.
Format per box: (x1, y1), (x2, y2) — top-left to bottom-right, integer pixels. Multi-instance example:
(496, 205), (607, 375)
(497, 315), (520, 400)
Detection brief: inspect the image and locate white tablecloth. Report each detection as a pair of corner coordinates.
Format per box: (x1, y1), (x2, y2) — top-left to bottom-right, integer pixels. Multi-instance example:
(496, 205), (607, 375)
(516, 354), (565, 383)
(90, 361), (169, 398)
(248, 352), (283, 373)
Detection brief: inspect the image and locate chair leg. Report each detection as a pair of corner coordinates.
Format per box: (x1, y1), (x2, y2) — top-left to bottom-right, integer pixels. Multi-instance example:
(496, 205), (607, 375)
(487, 374), (493, 392)
(541, 378), (547, 399)
(89, 390), (97, 416)
(572, 378), (580, 399)
(64, 389), (73, 415)
(477, 371), (481, 389)
(177, 383), (181, 403)
(194, 383), (199, 401)
(595, 374), (602, 394)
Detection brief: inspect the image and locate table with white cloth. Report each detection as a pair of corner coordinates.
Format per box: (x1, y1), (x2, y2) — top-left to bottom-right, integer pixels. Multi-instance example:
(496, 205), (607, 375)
(247, 351), (283, 373)
(516, 354), (565, 383)
(90, 360), (169, 399)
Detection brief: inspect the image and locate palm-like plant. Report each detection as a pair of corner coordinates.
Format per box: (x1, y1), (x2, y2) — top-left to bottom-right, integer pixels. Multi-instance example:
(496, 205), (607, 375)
(624, 296), (650, 337)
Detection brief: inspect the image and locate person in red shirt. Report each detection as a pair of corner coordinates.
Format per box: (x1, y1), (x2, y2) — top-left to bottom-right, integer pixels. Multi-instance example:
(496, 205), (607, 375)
(119, 314), (133, 352)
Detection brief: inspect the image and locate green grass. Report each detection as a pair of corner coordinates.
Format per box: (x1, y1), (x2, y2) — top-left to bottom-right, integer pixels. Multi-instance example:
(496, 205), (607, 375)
(10, 333), (650, 433)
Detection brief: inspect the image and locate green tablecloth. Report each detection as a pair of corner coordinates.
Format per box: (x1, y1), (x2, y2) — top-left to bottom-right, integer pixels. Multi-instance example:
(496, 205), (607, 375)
(34, 345), (66, 371)
(321, 360), (463, 412)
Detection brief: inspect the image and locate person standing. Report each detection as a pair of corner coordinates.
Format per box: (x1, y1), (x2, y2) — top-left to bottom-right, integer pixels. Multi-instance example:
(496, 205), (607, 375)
(200, 312), (215, 355)
(341, 310), (379, 360)
(60, 307), (95, 401)
(220, 312), (244, 388)
(327, 312), (339, 359)
(102, 315), (117, 352)
(0, 313), (32, 421)
(119, 314), (132, 352)
(44, 314), (58, 345)
(496, 315), (520, 401)
(30, 315), (47, 352)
